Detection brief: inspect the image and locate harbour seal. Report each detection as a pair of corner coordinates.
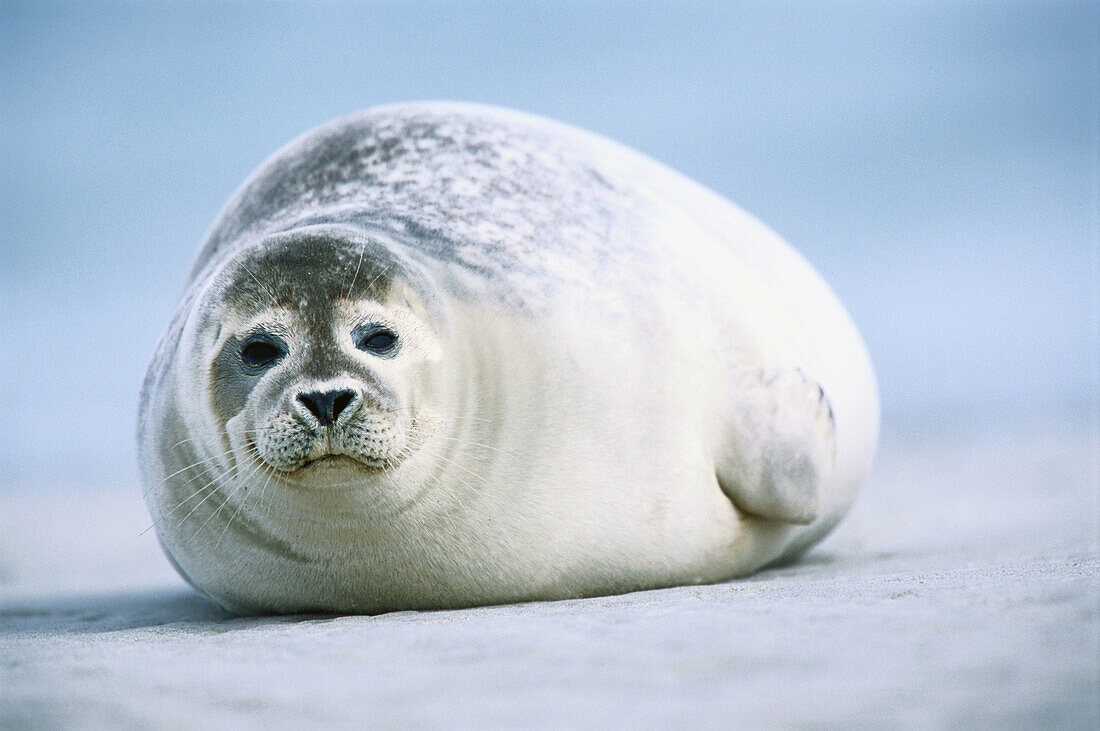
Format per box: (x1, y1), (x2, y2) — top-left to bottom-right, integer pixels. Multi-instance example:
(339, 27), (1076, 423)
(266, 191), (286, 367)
(138, 102), (878, 614)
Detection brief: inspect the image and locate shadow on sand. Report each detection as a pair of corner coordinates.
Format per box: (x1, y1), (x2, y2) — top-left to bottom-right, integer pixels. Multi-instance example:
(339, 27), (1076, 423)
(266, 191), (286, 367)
(0, 547), (861, 636)
(0, 587), (239, 635)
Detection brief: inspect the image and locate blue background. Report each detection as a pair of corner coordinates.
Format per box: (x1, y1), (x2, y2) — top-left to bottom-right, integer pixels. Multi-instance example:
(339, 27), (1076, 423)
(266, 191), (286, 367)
(1, 1), (1096, 484)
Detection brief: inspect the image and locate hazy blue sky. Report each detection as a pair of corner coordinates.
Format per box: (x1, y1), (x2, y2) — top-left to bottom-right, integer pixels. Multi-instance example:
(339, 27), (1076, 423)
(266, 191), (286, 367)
(1, 1), (1096, 481)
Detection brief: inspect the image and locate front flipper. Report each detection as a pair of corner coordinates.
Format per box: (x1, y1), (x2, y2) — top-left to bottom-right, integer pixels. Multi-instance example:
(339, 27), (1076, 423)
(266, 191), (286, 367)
(715, 368), (836, 525)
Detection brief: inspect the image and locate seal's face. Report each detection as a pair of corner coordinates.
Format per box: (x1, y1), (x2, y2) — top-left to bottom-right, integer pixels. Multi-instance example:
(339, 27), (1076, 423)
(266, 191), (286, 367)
(201, 229), (442, 488)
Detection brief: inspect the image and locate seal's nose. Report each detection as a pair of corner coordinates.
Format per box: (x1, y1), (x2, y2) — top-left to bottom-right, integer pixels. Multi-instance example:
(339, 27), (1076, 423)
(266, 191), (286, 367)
(297, 389), (356, 426)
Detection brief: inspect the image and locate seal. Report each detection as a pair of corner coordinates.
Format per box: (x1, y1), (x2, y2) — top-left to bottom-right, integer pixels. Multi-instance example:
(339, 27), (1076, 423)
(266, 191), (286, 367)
(138, 102), (878, 614)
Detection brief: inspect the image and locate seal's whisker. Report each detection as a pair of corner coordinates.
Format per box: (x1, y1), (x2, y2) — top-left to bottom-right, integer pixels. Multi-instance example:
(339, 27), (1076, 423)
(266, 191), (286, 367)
(166, 435), (203, 451)
(171, 445), (265, 536)
(255, 449), (276, 510)
(141, 462), (228, 532)
(404, 424), (520, 465)
(427, 448), (489, 484)
(391, 407), (497, 426)
(410, 446), (486, 498)
(437, 436), (520, 464)
(165, 458), (235, 495)
(160, 466), (223, 511)
(235, 426), (278, 435)
(239, 262), (280, 308)
(188, 451), (269, 541)
(410, 443), (490, 489)
(364, 263), (392, 293)
(345, 240), (368, 300)
(189, 484), (239, 543)
(215, 446), (273, 551)
(141, 461), (233, 535)
(166, 463), (242, 530)
(142, 453), (224, 497)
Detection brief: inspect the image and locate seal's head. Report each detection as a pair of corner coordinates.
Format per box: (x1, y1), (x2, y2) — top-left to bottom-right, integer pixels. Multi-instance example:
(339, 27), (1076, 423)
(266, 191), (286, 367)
(190, 225), (444, 493)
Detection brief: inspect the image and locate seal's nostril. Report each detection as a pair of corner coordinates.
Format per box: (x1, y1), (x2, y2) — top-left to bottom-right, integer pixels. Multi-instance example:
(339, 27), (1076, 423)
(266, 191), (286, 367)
(297, 392), (324, 422)
(298, 389), (355, 426)
(332, 390), (354, 421)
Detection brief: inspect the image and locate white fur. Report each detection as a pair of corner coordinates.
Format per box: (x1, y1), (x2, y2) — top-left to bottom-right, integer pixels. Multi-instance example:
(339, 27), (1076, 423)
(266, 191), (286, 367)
(139, 103), (878, 613)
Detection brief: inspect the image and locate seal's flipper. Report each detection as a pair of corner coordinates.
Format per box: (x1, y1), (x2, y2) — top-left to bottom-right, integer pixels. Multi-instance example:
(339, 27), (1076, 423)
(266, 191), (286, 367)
(715, 369), (836, 525)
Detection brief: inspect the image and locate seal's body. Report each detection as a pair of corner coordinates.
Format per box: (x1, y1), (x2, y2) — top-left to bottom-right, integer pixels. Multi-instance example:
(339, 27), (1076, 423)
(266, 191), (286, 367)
(139, 103), (878, 614)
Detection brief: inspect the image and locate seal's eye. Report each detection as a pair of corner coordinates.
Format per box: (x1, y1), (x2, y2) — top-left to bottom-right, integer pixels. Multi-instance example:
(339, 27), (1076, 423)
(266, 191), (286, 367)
(357, 329), (398, 355)
(241, 339), (284, 368)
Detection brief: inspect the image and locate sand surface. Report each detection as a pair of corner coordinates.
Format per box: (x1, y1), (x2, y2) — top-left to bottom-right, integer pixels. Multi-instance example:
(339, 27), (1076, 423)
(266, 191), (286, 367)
(2, 414), (1096, 728)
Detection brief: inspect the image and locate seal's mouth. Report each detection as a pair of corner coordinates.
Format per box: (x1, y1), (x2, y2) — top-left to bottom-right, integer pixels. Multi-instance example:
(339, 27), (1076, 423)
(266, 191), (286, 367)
(296, 453), (383, 473)
(245, 435), (387, 477)
(244, 410), (439, 479)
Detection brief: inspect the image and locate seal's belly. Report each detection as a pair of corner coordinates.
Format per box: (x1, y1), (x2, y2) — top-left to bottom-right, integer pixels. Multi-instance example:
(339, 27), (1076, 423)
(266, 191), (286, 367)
(185, 458), (765, 614)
